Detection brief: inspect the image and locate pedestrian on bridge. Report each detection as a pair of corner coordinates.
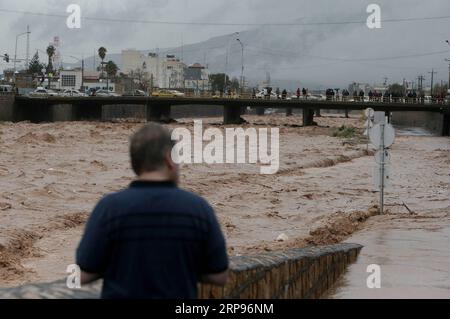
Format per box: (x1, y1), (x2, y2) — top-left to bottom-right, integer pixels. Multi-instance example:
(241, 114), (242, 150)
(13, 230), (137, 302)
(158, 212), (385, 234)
(359, 90), (365, 101)
(296, 88), (301, 99)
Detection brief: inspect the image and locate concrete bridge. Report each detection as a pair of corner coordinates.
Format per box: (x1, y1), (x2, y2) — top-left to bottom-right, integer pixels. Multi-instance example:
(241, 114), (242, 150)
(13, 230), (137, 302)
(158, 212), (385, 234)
(2, 94), (450, 135)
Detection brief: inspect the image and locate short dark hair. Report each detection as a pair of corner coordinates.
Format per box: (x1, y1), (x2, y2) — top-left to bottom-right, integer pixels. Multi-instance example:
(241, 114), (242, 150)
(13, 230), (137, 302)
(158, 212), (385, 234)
(129, 123), (174, 175)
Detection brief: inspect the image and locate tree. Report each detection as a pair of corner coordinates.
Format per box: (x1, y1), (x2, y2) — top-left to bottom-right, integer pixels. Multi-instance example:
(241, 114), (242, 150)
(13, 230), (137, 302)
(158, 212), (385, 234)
(46, 45), (56, 74)
(28, 51), (44, 74)
(230, 77), (240, 91)
(388, 83), (404, 98)
(98, 47), (107, 78)
(105, 60), (119, 78)
(209, 73), (230, 92)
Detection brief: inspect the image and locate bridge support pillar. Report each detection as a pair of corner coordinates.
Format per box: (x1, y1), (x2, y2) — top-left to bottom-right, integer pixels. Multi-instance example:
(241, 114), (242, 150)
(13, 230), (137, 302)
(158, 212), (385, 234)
(147, 103), (174, 123)
(442, 113), (450, 136)
(72, 102), (102, 121)
(256, 107), (265, 116)
(224, 104), (245, 124)
(286, 108), (293, 117)
(14, 100), (54, 123)
(302, 108), (315, 126)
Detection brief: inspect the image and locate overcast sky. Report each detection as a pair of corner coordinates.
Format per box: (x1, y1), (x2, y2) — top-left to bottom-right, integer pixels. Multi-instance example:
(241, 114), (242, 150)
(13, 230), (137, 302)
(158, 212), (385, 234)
(1, 0), (450, 86)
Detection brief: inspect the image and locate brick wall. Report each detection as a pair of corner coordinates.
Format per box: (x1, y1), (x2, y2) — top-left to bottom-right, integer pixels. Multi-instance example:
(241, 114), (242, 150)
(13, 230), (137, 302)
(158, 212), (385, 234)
(0, 243), (362, 299)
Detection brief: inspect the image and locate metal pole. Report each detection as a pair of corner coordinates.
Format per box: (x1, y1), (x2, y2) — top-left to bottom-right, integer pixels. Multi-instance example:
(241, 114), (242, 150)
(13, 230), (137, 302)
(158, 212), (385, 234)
(26, 25), (30, 68)
(236, 38), (244, 95)
(81, 58), (84, 92)
(379, 123), (385, 214)
(14, 35), (18, 73)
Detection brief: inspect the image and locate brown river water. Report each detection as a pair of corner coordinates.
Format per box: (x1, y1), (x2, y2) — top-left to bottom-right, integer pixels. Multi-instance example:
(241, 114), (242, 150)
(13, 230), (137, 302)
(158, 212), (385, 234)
(0, 113), (449, 298)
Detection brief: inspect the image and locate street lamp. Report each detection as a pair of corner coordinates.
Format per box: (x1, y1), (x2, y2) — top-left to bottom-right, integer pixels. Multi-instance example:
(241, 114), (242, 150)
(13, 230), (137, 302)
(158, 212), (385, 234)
(13, 28), (30, 86)
(236, 38), (244, 95)
(445, 41), (450, 91)
(14, 29), (31, 73)
(223, 32), (239, 95)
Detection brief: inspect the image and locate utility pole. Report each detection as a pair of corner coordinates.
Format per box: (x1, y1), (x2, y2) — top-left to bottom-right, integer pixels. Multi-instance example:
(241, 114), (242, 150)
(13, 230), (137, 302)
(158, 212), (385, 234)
(417, 75), (425, 92)
(445, 59), (450, 91)
(26, 25), (30, 69)
(236, 38), (244, 95)
(429, 69), (437, 96)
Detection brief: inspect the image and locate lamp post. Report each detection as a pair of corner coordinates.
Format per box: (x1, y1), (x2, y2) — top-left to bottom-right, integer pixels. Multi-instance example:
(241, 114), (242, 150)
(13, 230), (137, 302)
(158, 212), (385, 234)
(446, 41), (450, 91)
(13, 28), (30, 86)
(224, 32), (239, 95)
(236, 38), (244, 95)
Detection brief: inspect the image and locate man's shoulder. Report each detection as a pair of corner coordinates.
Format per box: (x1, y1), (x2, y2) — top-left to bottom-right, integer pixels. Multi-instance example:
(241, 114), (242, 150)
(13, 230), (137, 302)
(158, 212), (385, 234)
(99, 186), (213, 214)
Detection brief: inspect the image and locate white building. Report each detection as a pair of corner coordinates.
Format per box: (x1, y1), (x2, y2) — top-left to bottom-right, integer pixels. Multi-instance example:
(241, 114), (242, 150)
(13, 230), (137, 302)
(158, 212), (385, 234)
(184, 63), (209, 93)
(58, 68), (83, 91)
(121, 49), (207, 90)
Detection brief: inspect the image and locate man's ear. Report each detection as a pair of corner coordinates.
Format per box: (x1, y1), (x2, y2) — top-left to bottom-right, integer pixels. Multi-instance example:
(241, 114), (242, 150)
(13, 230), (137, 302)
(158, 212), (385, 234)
(164, 151), (176, 170)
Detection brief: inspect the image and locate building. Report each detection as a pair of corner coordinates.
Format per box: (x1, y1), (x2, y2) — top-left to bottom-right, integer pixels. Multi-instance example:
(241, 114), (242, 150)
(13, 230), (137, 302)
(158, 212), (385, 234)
(121, 49), (209, 90)
(184, 63), (209, 93)
(58, 68), (83, 91)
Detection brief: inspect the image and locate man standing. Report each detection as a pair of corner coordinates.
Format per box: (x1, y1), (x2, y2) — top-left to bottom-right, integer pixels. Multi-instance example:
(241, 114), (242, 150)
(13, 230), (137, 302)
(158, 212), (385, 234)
(76, 123), (229, 299)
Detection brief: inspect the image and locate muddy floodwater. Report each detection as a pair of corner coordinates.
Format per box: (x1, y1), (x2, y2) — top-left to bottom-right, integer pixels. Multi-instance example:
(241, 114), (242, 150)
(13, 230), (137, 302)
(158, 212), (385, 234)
(0, 113), (449, 297)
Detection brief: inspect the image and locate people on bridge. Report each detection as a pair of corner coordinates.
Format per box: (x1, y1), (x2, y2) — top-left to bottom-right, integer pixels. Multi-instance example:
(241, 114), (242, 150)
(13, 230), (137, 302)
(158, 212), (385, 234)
(267, 87), (273, 100)
(281, 89), (287, 100)
(76, 123), (229, 299)
(252, 88), (256, 99)
(342, 89), (350, 101)
(383, 90), (390, 103)
(296, 88), (301, 99)
(326, 88), (335, 101)
(359, 90), (365, 101)
(302, 88), (307, 99)
(368, 90), (373, 101)
(276, 88), (281, 99)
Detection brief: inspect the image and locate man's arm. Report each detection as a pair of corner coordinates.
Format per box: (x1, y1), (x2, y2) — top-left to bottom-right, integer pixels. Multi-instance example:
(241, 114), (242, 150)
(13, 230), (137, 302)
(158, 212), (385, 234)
(200, 200), (229, 286)
(76, 197), (111, 283)
(80, 271), (102, 285)
(201, 270), (229, 286)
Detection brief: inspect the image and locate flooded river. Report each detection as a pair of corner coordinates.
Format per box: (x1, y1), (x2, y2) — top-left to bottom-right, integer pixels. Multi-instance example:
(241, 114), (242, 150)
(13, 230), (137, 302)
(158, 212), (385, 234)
(326, 126), (450, 299)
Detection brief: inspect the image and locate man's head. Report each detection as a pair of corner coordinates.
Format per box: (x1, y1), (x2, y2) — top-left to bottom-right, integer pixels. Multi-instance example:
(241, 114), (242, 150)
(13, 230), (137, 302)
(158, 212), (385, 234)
(130, 123), (178, 183)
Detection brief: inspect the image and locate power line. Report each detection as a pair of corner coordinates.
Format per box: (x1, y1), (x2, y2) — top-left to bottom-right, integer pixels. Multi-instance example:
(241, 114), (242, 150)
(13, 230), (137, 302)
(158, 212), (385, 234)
(1, 8), (450, 27)
(245, 45), (449, 62)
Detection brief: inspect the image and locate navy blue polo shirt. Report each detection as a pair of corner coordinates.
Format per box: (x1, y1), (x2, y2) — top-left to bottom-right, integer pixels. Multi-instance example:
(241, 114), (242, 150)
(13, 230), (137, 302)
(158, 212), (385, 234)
(76, 180), (228, 299)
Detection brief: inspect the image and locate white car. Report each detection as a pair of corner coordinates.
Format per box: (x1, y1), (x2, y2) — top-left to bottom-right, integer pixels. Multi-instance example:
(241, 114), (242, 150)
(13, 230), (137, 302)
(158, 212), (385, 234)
(255, 91), (278, 100)
(290, 94), (325, 101)
(61, 89), (87, 97)
(94, 90), (120, 97)
(29, 88), (59, 97)
(168, 90), (185, 98)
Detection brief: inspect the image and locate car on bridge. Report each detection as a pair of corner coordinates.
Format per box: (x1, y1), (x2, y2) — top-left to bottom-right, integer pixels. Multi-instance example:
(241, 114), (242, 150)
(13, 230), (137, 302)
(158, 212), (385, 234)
(94, 90), (120, 97)
(28, 88), (59, 97)
(60, 89), (87, 97)
(255, 90), (278, 100)
(122, 90), (148, 97)
(152, 90), (185, 98)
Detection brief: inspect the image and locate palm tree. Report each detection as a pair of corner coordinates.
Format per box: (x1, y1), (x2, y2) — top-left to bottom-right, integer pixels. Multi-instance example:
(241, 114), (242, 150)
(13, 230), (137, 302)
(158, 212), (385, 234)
(105, 61), (119, 79)
(46, 45), (56, 89)
(98, 47), (107, 78)
(46, 45), (55, 74)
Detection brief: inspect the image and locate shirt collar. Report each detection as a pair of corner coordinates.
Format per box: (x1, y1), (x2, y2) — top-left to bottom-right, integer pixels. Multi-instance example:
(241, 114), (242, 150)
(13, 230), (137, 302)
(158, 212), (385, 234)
(130, 180), (177, 188)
